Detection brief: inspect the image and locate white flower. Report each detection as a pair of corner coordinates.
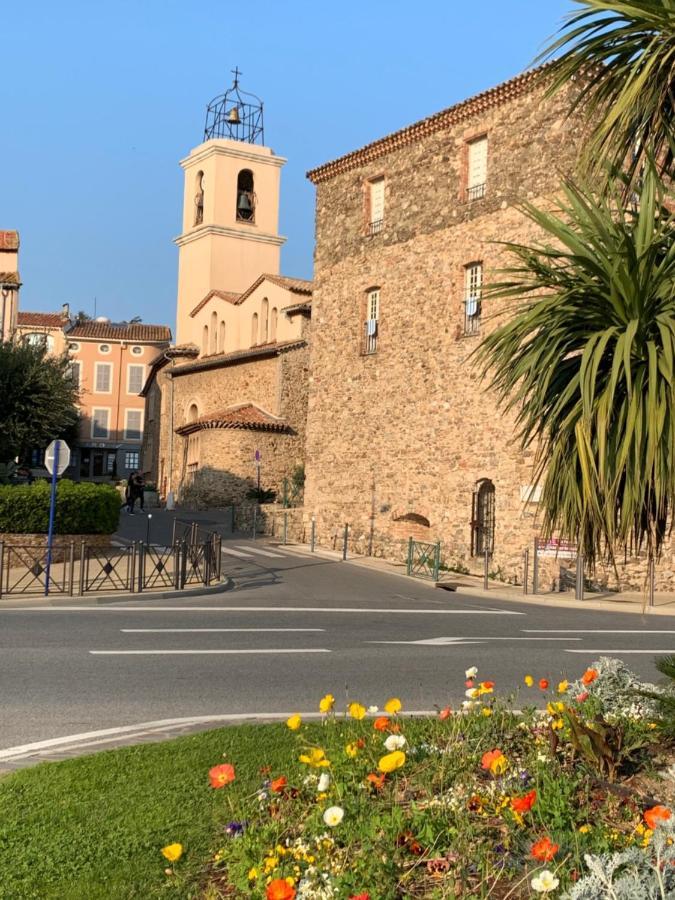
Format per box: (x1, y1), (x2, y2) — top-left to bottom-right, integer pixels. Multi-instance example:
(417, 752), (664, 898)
(465, 688), (478, 699)
(368, 705), (379, 714)
(322, 805), (344, 827)
(531, 870), (560, 893)
(384, 734), (407, 751)
(317, 772), (331, 792)
(461, 700), (476, 710)
(465, 666), (478, 679)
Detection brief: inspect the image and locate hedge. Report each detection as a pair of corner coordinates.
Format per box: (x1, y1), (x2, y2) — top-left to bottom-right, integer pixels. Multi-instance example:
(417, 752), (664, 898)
(0, 481), (120, 535)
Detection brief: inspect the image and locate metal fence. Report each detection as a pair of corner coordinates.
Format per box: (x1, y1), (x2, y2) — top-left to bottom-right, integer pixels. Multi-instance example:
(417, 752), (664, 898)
(0, 532), (223, 597)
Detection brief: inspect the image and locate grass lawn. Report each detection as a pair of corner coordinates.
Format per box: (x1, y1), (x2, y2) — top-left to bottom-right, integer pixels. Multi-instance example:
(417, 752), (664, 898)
(1, 658), (675, 899)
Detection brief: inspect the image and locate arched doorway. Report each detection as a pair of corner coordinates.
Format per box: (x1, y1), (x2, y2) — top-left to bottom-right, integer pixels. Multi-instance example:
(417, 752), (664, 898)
(471, 479), (495, 556)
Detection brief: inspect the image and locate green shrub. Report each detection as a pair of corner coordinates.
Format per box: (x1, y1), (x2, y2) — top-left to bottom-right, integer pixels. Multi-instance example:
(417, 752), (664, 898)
(0, 480), (120, 535)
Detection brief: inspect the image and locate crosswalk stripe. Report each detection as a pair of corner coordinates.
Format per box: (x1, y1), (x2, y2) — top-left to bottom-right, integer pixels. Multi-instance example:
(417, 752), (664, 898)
(234, 545), (285, 559)
(220, 547), (255, 558)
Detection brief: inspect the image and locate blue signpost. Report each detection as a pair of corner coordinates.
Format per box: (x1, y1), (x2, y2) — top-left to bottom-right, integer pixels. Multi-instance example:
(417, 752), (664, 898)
(44, 439), (70, 597)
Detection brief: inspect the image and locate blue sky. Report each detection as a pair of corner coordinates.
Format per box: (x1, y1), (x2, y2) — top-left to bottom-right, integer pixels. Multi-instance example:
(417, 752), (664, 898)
(3, 0), (575, 332)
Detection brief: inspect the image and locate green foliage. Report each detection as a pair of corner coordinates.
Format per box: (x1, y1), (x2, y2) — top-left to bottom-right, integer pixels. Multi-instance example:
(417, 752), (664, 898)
(246, 486), (277, 504)
(539, 0), (675, 184)
(0, 340), (79, 464)
(476, 166), (675, 570)
(0, 481), (120, 534)
(563, 709), (649, 781)
(639, 654), (675, 738)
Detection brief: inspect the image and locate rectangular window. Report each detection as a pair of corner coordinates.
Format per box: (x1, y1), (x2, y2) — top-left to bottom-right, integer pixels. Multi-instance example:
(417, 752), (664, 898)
(368, 178), (385, 234)
(463, 263), (483, 335)
(94, 362), (112, 394)
(70, 361), (81, 389)
(124, 451), (140, 470)
(124, 409), (143, 441)
(363, 289), (380, 355)
(91, 408), (110, 439)
(467, 136), (488, 201)
(127, 364), (145, 395)
(106, 452), (117, 474)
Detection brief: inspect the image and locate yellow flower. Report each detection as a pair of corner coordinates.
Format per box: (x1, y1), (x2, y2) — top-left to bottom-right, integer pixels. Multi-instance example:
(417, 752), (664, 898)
(578, 825), (591, 834)
(287, 714), (302, 731)
(557, 680), (569, 694)
(299, 747), (331, 768)
(551, 718), (564, 730)
(319, 693), (335, 713)
(264, 855), (279, 872)
(345, 742), (359, 758)
(481, 707), (493, 717)
(348, 701), (367, 720)
(524, 675), (534, 687)
(546, 701), (565, 716)
(384, 697), (402, 715)
(248, 867), (259, 881)
(489, 754), (508, 776)
(378, 750), (406, 773)
(161, 843), (183, 863)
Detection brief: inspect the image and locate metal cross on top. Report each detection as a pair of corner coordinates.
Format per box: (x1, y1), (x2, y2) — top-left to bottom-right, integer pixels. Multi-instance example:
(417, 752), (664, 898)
(231, 66), (242, 86)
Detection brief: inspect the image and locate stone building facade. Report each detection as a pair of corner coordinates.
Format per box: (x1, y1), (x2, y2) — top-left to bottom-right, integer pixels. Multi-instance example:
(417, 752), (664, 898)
(303, 67), (665, 590)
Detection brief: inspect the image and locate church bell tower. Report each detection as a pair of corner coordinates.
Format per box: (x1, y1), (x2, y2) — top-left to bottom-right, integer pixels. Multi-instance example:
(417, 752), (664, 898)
(174, 71), (286, 345)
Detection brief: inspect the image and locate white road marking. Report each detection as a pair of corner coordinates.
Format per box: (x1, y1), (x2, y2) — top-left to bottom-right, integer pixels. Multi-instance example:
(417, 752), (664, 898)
(234, 545), (284, 559)
(0, 710), (439, 761)
(524, 629), (675, 634)
(120, 628), (326, 633)
(565, 649), (673, 654)
(220, 547), (255, 558)
(2, 606), (524, 614)
(369, 636), (581, 646)
(90, 648), (331, 655)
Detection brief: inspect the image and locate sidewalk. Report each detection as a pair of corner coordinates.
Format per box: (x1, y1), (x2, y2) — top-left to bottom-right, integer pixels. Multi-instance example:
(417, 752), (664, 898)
(278, 541), (675, 616)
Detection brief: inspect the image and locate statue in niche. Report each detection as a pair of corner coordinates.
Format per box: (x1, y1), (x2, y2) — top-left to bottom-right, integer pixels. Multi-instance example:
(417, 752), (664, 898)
(194, 173), (204, 225)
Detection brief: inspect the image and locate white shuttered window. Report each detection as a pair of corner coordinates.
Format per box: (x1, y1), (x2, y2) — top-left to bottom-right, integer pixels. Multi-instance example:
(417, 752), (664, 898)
(127, 364), (145, 394)
(369, 178), (385, 230)
(91, 408), (110, 439)
(467, 137), (488, 199)
(125, 409), (143, 440)
(95, 362), (112, 393)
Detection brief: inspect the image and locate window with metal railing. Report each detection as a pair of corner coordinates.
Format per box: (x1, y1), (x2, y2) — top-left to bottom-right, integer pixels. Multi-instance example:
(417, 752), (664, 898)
(362, 288), (380, 354)
(466, 182), (486, 202)
(463, 263), (482, 335)
(466, 135), (488, 202)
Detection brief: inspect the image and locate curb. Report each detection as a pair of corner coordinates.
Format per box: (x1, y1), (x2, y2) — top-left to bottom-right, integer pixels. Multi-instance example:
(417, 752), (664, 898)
(0, 577), (234, 609)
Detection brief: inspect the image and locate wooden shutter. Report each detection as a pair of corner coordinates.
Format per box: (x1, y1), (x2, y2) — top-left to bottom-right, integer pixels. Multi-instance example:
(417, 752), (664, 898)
(370, 178), (385, 224)
(468, 137), (488, 188)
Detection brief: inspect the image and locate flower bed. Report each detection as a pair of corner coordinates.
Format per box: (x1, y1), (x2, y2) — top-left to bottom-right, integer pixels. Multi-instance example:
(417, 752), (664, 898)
(161, 658), (675, 899)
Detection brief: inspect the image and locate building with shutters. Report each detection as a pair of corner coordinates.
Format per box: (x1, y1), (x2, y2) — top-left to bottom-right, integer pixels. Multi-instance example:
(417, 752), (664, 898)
(301, 66), (606, 586)
(140, 74), (312, 507)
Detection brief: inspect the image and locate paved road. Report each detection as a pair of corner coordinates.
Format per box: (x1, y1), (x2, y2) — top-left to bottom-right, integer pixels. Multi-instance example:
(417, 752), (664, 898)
(1, 539), (674, 759)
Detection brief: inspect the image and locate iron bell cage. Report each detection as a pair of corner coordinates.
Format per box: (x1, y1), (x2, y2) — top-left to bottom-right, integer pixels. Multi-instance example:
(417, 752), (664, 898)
(203, 70), (264, 145)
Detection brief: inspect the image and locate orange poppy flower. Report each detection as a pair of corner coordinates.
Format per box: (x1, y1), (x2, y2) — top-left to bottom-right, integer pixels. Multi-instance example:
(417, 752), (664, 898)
(531, 836), (559, 861)
(511, 789), (537, 813)
(356, 737), (366, 749)
(644, 805), (672, 830)
(366, 772), (386, 790)
(439, 706), (452, 720)
(539, 678), (549, 690)
(373, 716), (390, 732)
(581, 668), (599, 686)
(208, 763), (235, 789)
(270, 776), (287, 793)
(481, 749), (504, 771)
(266, 880), (296, 900)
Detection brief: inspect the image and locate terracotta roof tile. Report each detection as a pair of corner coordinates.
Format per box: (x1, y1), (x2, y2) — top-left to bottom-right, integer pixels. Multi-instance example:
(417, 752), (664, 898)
(0, 231), (19, 251)
(189, 289), (240, 318)
(170, 339), (306, 377)
(176, 402), (290, 435)
(307, 64), (552, 183)
(0, 271), (20, 285)
(17, 311), (65, 327)
(282, 301), (312, 316)
(67, 322), (172, 342)
(236, 273), (313, 305)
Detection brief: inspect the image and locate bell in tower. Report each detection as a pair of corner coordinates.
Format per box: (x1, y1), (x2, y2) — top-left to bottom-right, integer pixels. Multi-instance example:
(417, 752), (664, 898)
(203, 67), (264, 145)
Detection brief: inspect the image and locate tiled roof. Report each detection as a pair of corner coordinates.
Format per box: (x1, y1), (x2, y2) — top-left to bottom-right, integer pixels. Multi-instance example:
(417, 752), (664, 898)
(0, 271), (20, 285)
(170, 339), (306, 377)
(140, 343), (200, 397)
(175, 402), (291, 436)
(282, 301), (312, 316)
(67, 322), (172, 342)
(236, 273), (313, 305)
(17, 312), (65, 327)
(307, 64), (552, 183)
(189, 289), (240, 318)
(0, 231), (19, 251)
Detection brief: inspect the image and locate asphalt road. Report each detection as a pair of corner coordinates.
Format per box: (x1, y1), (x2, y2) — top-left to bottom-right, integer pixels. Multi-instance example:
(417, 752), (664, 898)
(2, 540), (674, 753)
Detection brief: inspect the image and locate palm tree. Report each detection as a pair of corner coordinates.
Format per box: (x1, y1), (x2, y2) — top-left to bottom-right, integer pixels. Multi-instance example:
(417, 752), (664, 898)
(539, 0), (675, 181)
(475, 165), (675, 576)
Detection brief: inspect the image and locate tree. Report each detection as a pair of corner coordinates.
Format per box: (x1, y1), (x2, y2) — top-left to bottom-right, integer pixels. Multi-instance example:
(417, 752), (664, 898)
(476, 166), (675, 574)
(540, 0), (675, 182)
(0, 341), (79, 464)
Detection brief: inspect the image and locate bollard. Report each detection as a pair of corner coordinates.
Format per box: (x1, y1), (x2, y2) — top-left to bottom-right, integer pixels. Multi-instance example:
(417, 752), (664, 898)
(532, 538), (539, 595)
(68, 541), (75, 596)
(483, 548), (489, 590)
(173, 542), (181, 590)
(79, 541), (86, 595)
(283, 512), (288, 545)
(649, 557), (655, 608)
(575, 553), (584, 601)
(137, 542), (145, 593)
(129, 543), (137, 593)
(406, 536), (413, 577)
(216, 535), (222, 580)
(252, 505), (257, 541)
(171, 517), (177, 545)
(310, 518), (316, 552)
(0, 541), (4, 598)
(523, 548), (529, 595)
(342, 523), (349, 561)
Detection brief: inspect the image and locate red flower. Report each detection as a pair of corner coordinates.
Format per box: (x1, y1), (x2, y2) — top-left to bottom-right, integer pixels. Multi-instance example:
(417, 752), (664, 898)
(349, 894), (370, 900)
(531, 836), (559, 862)
(644, 805), (672, 830)
(356, 737), (367, 749)
(465, 679), (475, 688)
(366, 772), (386, 790)
(511, 789), (537, 813)
(270, 776), (287, 793)
(208, 763), (235, 788)
(576, 691), (589, 703)
(481, 749), (504, 771)
(373, 716), (391, 732)
(439, 706), (452, 720)
(266, 880), (296, 900)
(539, 678), (549, 690)
(582, 668), (599, 686)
